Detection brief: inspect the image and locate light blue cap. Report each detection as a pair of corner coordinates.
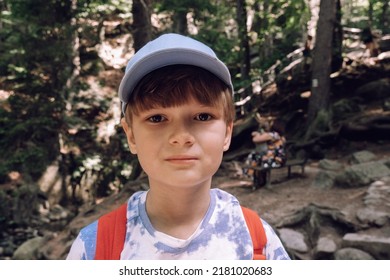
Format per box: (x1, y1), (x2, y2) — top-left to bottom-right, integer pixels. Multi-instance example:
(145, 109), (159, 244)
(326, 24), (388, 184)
(118, 33), (233, 114)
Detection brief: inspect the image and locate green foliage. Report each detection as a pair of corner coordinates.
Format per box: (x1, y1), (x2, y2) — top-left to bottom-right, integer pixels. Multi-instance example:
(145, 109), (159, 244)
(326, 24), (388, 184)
(0, 107), (59, 180)
(0, 0), (73, 181)
(252, 0), (309, 70)
(153, 0), (243, 89)
(0, 182), (39, 230)
(342, 0), (389, 32)
(155, 0), (215, 17)
(77, 0), (132, 19)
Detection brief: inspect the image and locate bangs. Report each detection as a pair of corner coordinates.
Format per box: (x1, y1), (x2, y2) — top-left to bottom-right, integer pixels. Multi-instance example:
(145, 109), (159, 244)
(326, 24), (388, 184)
(126, 65), (234, 123)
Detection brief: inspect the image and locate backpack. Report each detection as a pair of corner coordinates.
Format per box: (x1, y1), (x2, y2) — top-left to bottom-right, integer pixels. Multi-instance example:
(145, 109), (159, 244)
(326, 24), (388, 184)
(95, 203), (267, 260)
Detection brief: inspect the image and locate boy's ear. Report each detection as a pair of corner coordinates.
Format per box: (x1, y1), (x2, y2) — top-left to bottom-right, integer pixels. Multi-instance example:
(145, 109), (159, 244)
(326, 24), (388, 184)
(120, 118), (137, 154)
(223, 122), (233, 152)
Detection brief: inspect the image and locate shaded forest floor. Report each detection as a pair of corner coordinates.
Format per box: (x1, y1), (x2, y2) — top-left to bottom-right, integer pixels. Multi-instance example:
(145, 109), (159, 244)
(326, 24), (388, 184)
(215, 140), (390, 227)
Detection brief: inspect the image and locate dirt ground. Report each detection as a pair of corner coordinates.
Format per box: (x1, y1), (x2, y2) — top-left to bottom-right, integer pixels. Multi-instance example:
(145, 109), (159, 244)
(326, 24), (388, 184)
(213, 141), (390, 227)
(215, 165), (365, 226)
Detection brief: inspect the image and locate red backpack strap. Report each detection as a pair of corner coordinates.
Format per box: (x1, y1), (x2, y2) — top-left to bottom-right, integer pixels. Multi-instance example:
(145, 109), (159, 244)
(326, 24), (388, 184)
(241, 206), (267, 260)
(94, 203), (266, 260)
(95, 203), (127, 260)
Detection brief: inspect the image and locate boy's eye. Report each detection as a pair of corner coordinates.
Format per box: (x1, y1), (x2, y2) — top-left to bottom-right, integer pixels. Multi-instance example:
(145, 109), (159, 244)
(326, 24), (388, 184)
(195, 113), (212, 121)
(148, 115), (166, 123)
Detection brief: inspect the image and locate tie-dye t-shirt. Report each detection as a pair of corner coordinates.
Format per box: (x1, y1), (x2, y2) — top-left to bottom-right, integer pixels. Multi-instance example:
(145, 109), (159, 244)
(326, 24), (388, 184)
(66, 188), (290, 260)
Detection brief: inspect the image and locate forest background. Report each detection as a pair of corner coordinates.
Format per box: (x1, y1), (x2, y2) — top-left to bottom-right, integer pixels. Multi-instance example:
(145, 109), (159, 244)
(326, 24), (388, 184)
(0, 0), (389, 259)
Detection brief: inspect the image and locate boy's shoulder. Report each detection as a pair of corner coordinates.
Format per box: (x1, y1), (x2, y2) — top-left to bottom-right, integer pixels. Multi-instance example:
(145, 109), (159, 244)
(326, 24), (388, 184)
(210, 188), (241, 208)
(211, 187), (239, 200)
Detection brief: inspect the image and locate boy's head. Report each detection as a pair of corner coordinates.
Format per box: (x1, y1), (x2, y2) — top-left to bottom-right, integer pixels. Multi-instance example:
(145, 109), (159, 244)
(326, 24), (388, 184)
(118, 33), (234, 124)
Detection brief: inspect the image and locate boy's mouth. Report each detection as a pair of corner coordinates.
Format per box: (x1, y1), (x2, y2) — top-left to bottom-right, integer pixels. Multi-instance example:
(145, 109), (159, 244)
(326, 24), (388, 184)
(165, 155), (198, 163)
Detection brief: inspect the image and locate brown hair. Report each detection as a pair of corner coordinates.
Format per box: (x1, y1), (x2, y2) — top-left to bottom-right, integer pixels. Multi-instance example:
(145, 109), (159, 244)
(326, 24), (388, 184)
(124, 65), (235, 125)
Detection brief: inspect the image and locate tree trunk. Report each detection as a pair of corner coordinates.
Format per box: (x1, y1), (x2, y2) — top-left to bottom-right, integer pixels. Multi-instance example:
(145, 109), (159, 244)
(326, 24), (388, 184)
(368, 0), (374, 26)
(132, 0), (153, 52)
(307, 0), (336, 126)
(381, 0), (389, 33)
(0, 0), (6, 42)
(332, 0), (343, 72)
(60, 0), (81, 205)
(236, 0), (252, 96)
(254, 1), (271, 67)
(172, 9), (188, 35)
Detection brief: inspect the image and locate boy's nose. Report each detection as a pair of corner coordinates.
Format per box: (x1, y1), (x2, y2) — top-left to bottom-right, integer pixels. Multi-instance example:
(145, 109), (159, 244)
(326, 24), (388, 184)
(168, 123), (195, 146)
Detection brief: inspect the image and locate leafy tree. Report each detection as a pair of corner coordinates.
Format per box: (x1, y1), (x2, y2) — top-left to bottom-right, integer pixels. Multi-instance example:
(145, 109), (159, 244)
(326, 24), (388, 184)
(250, 0), (309, 70)
(368, 0), (389, 32)
(0, 0), (134, 189)
(154, 0), (216, 35)
(342, 0), (389, 32)
(0, 0), (76, 181)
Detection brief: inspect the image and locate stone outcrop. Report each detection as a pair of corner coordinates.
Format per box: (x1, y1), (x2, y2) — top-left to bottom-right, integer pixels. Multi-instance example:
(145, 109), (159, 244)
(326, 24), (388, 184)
(277, 151), (390, 259)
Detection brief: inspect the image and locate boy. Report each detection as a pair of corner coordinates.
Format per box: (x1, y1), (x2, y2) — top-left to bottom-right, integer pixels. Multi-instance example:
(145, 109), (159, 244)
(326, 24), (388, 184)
(66, 33), (290, 260)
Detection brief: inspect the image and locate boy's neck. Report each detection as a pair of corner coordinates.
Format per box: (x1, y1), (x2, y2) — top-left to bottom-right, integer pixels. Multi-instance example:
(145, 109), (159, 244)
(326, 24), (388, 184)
(145, 183), (211, 239)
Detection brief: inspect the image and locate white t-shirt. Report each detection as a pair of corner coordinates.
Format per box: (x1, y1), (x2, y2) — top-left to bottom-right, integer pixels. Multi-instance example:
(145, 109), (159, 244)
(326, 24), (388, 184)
(66, 188), (290, 260)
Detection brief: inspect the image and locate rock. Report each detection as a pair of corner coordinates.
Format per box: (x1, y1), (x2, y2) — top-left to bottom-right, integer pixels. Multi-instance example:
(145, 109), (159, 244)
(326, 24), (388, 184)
(378, 51), (390, 61)
(334, 247), (375, 260)
(363, 180), (390, 213)
(359, 179), (390, 229)
(331, 99), (361, 121)
(342, 232), (390, 259)
(349, 150), (377, 164)
(312, 170), (338, 189)
(278, 228), (308, 253)
(318, 159), (344, 171)
(383, 98), (390, 111)
(354, 78), (390, 102)
(379, 36), (390, 52)
(314, 235), (338, 259)
(12, 236), (44, 260)
(335, 162), (390, 187)
(356, 208), (388, 227)
(311, 158), (344, 189)
(48, 204), (71, 221)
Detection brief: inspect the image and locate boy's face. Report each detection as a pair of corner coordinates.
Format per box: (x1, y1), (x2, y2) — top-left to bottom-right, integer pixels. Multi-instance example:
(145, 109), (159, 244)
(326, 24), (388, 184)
(121, 98), (233, 190)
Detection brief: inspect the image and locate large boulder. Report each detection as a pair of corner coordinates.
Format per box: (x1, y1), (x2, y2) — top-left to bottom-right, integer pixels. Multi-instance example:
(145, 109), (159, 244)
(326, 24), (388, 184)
(335, 161), (390, 187)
